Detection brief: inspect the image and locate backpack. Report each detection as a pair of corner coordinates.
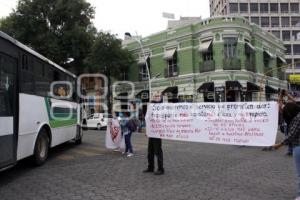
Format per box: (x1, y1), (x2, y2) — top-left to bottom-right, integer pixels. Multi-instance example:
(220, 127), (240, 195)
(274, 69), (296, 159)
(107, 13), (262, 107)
(127, 118), (141, 132)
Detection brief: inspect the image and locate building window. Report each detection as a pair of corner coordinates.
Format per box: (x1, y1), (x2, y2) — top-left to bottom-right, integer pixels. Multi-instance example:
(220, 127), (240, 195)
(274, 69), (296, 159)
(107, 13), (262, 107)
(285, 59), (292, 69)
(240, 3), (248, 13)
(271, 17), (279, 27)
(251, 17), (259, 25)
(140, 65), (148, 80)
(272, 31), (280, 39)
(140, 62), (150, 81)
(281, 17), (290, 27)
(260, 3), (269, 13)
(245, 41), (255, 72)
(285, 45), (291, 55)
(261, 17), (270, 27)
(203, 52), (213, 61)
(224, 38), (237, 59)
(250, 3), (258, 13)
(292, 31), (300, 41)
(291, 3), (299, 13)
(290, 84), (300, 92)
(163, 49), (177, 77)
(280, 3), (289, 13)
(263, 51), (272, 68)
(167, 58), (178, 77)
(270, 3), (278, 13)
(294, 45), (300, 55)
(291, 17), (300, 27)
(229, 3), (238, 13)
(282, 31), (290, 41)
(295, 59), (300, 69)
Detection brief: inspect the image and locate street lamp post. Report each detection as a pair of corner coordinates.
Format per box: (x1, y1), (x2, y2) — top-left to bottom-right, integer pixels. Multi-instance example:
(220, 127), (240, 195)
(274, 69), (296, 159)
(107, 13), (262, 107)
(125, 32), (161, 101)
(133, 35), (152, 101)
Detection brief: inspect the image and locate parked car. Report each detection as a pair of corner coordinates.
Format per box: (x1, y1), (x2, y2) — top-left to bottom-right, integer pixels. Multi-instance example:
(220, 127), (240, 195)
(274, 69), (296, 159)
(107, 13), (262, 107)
(86, 113), (111, 130)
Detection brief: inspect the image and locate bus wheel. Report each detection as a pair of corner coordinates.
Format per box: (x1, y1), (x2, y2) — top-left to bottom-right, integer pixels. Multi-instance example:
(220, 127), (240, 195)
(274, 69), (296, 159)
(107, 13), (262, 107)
(75, 125), (83, 145)
(33, 129), (49, 166)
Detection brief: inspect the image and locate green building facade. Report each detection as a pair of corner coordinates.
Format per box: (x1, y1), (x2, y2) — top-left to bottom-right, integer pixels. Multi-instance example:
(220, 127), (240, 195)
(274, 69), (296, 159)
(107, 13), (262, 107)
(119, 16), (287, 103)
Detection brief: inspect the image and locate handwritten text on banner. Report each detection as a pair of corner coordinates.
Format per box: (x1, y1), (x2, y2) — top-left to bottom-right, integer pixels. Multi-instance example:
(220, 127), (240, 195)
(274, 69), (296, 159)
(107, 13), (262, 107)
(145, 102), (278, 146)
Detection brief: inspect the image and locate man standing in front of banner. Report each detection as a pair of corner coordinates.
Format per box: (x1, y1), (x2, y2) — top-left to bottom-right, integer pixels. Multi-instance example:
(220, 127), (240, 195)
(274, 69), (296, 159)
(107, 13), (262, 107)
(143, 94), (164, 175)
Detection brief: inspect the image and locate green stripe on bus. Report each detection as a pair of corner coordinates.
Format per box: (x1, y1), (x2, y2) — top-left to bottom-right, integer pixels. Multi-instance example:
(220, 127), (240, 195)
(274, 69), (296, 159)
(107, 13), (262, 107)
(50, 119), (77, 128)
(44, 97), (77, 128)
(51, 113), (77, 118)
(45, 97), (52, 120)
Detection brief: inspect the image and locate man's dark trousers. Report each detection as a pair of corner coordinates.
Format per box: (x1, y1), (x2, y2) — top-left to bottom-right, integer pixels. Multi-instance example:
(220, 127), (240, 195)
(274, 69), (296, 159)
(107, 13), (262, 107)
(147, 138), (164, 171)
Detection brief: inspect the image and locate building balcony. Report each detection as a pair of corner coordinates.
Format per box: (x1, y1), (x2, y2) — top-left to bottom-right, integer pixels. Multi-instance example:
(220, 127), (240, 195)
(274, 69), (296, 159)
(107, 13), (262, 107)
(264, 67), (273, 77)
(164, 67), (179, 78)
(199, 60), (215, 73)
(245, 59), (256, 72)
(223, 58), (241, 70)
(139, 74), (149, 82)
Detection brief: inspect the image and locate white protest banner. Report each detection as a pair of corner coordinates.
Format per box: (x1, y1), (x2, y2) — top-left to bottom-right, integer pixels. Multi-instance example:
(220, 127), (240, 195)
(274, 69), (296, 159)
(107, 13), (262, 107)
(145, 102), (279, 146)
(105, 118), (123, 149)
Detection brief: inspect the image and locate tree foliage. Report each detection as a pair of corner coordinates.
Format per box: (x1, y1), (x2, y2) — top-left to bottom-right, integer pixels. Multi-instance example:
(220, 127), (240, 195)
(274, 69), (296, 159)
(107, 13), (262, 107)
(87, 32), (135, 78)
(0, 0), (96, 74)
(0, 0), (135, 77)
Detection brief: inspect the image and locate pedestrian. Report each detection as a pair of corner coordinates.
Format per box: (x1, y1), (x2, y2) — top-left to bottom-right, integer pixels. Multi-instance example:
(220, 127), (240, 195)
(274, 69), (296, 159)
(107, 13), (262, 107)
(278, 89), (295, 105)
(272, 102), (300, 200)
(278, 89), (296, 156)
(143, 94), (164, 175)
(120, 112), (134, 157)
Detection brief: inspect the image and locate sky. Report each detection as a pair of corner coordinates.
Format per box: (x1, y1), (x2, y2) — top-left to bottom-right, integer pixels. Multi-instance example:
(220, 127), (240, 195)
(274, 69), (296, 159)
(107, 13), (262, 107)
(0, 0), (210, 38)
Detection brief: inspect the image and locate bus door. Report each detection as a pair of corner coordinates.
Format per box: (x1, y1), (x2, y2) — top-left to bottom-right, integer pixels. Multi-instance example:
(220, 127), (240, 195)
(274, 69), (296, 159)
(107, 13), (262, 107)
(0, 53), (17, 168)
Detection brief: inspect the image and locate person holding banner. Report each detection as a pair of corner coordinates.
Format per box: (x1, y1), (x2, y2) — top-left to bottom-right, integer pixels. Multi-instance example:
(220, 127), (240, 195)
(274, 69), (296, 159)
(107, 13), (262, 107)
(272, 103), (300, 200)
(278, 89), (296, 156)
(143, 95), (164, 175)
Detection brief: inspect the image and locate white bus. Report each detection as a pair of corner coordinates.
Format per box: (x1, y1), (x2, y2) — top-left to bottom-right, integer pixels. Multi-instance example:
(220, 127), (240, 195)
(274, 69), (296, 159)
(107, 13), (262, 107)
(0, 31), (83, 170)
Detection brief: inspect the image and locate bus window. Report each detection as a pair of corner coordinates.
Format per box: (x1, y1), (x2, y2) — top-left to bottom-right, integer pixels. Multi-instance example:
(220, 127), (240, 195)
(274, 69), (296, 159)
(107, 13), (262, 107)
(21, 56), (35, 94)
(35, 60), (49, 96)
(0, 54), (16, 116)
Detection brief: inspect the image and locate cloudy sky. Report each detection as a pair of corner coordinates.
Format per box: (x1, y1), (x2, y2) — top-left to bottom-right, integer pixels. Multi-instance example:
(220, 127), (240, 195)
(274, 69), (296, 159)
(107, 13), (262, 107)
(0, 0), (210, 38)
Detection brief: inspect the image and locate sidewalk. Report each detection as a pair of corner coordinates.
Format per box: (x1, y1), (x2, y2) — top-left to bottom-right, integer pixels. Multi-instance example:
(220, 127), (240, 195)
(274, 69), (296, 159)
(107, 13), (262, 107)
(0, 130), (296, 200)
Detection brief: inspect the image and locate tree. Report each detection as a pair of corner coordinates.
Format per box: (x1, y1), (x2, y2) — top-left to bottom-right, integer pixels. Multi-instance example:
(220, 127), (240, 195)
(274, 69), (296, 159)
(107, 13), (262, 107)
(0, 0), (96, 74)
(87, 32), (135, 78)
(86, 32), (135, 113)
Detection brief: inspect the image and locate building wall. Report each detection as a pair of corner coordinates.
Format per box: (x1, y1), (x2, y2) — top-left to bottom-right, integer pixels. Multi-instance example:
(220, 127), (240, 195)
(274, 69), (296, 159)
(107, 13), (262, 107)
(122, 16), (287, 102)
(210, 0), (300, 82)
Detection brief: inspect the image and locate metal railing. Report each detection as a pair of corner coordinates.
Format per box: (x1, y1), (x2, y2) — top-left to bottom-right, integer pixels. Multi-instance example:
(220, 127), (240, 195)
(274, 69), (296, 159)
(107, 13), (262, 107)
(199, 60), (215, 73)
(223, 58), (241, 70)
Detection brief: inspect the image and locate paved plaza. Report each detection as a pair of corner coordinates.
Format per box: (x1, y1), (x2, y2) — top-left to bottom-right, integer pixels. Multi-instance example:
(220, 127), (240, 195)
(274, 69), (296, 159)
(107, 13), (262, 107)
(0, 130), (297, 200)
